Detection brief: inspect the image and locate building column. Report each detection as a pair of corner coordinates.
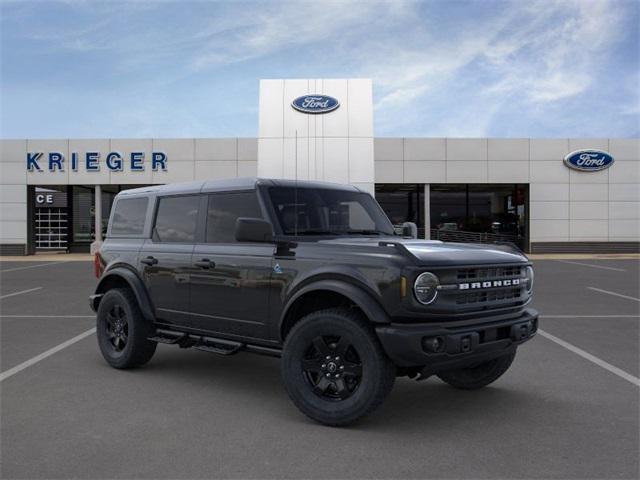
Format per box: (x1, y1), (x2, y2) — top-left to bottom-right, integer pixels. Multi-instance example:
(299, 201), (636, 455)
(91, 185), (102, 254)
(26, 185), (36, 255)
(424, 184), (430, 239)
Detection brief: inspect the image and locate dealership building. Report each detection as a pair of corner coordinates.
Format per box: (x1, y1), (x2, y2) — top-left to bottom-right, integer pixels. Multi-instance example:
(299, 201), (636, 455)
(1, 78), (638, 255)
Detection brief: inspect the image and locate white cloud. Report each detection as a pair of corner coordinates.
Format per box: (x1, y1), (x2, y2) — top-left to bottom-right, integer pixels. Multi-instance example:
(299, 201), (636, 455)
(2, 0), (636, 137)
(365, 0), (630, 135)
(482, 0), (624, 103)
(189, 1), (414, 71)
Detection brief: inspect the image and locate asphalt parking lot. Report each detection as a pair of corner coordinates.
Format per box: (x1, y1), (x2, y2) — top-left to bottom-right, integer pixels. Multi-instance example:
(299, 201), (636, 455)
(1, 258), (638, 479)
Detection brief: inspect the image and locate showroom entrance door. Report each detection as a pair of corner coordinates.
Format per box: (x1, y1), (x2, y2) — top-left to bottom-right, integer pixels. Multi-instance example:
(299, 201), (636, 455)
(429, 184), (529, 251)
(34, 187), (68, 251)
(375, 184), (426, 237)
(375, 183), (529, 252)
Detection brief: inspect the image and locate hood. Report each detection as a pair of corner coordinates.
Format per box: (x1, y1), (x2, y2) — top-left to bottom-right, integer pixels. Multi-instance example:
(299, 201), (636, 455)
(317, 237), (528, 266)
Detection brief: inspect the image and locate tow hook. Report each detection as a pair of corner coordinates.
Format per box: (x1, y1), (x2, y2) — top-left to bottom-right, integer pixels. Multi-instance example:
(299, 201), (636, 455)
(510, 321), (535, 341)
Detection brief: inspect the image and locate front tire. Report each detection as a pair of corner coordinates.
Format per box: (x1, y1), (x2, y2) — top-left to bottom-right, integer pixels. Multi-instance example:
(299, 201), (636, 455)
(96, 288), (157, 369)
(437, 350), (516, 390)
(281, 308), (395, 426)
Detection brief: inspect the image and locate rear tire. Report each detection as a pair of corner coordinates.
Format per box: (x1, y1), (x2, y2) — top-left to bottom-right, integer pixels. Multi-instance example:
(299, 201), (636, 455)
(281, 308), (395, 426)
(96, 288), (157, 369)
(437, 350), (516, 390)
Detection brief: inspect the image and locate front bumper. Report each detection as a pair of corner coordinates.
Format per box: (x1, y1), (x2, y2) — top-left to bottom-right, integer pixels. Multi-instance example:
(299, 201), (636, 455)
(376, 308), (538, 369)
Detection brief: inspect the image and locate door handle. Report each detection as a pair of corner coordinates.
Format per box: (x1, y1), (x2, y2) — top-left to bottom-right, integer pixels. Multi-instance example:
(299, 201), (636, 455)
(194, 258), (215, 269)
(141, 256), (158, 266)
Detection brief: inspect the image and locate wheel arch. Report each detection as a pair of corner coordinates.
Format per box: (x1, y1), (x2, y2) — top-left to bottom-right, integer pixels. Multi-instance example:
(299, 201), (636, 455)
(279, 279), (390, 342)
(93, 267), (155, 323)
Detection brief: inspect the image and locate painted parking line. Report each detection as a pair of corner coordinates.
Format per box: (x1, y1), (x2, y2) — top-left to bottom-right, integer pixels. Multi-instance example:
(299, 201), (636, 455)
(587, 287), (640, 303)
(0, 328), (96, 382)
(0, 287), (43, 300)
(0, 315), (95, 318)
(555, 260), (626, 272)
(0, 261), (71, 273)
(541, 315), (640, 318)
(538, 329), (640, 387)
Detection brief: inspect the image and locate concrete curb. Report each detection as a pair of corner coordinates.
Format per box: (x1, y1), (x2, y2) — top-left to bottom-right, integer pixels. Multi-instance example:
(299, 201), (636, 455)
(528, 253), (640, 260)
(0, 254), (93, 262)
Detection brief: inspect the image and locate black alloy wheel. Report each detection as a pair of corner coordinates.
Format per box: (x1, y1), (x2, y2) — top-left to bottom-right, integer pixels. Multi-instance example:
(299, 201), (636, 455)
(302, 335), (363, 400)
(105, 304), (129, 352)
(96, 288), (157, 369)
(281, 308), (396, 426)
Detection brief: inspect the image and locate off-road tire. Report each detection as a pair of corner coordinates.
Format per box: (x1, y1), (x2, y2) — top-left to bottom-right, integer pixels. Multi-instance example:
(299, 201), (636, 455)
(437, 349), (516, 390)
(281, 308), (396, 426)
(96, 288), (157, 369)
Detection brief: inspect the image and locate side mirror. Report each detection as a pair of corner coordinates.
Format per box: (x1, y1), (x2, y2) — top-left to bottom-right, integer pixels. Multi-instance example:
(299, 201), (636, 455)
(401, 222), (418, 239)
(235, 217), (274, 243)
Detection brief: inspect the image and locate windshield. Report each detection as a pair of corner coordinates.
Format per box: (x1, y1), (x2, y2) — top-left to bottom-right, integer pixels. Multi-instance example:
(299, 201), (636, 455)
(267, 186), (395, 236)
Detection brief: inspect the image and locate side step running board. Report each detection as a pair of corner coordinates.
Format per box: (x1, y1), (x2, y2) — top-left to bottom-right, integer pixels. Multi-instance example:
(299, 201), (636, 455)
(194, 344), (241, 355)
(148, 329), (188, 345)
(148, 328), (281, 358)
(149, 329), (245, 356)
(192, 335), (243, 356)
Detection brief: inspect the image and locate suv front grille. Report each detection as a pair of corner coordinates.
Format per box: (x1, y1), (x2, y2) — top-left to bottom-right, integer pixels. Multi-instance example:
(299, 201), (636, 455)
(457, 266), (522, 280)
(428, 264), (529, 315)
(456, 287), (522, 305)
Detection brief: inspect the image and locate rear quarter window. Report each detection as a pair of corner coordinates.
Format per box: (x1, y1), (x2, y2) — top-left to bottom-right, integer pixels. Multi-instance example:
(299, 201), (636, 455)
(110, 197), (148, 236)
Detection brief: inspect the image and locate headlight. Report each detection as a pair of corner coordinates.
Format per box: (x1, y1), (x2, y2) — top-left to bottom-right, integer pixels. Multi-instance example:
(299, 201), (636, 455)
(414, 272), (440, 305)
(525, 266), (534, 293)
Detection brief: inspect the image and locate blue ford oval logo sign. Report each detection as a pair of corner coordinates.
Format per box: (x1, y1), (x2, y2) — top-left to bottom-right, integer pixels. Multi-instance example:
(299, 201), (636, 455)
(564, 149), (614, 172)
(291, 95), (339, 114)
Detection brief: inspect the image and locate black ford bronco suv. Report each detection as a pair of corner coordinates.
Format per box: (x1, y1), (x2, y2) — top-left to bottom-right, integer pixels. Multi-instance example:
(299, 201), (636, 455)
(91, 178), (537, 426)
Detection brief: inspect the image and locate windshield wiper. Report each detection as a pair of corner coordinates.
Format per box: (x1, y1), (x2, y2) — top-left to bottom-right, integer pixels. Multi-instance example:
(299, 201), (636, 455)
(344, 230), (386, 235)
(289, 229), (389, 236)
(290, 229), (343, 236)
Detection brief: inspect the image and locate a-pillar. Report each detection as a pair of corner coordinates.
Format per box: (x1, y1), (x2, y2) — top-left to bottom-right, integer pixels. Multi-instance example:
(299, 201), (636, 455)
(424, 184), (430, 239)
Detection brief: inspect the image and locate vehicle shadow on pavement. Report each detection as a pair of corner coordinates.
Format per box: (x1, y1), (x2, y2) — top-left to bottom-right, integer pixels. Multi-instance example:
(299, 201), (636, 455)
(366, 380), (535, 430)
(110, 346), (538, 430)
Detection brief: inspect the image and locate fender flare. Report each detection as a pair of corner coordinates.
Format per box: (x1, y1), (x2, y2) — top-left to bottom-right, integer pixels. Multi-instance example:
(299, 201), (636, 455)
(94, 267), (156, 323)
(279, 279), (390, 339)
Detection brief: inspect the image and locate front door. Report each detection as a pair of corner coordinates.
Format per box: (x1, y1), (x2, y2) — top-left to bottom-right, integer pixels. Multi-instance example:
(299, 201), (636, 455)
(189, 191), (274, 340)
(139, 194), (200, 327)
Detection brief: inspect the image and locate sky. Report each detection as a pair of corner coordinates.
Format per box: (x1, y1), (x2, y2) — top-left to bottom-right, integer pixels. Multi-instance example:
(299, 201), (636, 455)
(1, 0), (638, 139)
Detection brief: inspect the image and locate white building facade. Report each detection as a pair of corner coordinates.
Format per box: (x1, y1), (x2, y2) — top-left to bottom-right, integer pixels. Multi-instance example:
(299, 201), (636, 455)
(1, 78), (638, 254)
(258, 79), (375, 194)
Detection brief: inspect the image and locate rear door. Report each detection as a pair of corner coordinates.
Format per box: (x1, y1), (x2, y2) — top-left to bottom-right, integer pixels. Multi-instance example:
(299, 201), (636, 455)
(139, 194), (201, 327)
(189, 190), (274, 340)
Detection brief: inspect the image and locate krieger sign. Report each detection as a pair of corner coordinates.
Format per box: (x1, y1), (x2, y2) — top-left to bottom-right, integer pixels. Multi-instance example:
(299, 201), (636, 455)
(26, 151), (168, 172)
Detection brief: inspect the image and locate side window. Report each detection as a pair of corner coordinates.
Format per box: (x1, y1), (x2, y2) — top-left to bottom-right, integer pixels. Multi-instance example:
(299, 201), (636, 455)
(154, 195), (200, 243)
(206, 192), (263, 243)
(110, 197), (148, 236)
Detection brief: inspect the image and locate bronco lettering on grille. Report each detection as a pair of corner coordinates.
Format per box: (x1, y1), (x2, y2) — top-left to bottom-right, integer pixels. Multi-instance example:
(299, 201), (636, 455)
(459, 279), (520, 290)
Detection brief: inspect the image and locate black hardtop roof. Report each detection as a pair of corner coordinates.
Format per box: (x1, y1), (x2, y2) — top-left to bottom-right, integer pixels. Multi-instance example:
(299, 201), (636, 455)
(116, 177), (362, 198)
